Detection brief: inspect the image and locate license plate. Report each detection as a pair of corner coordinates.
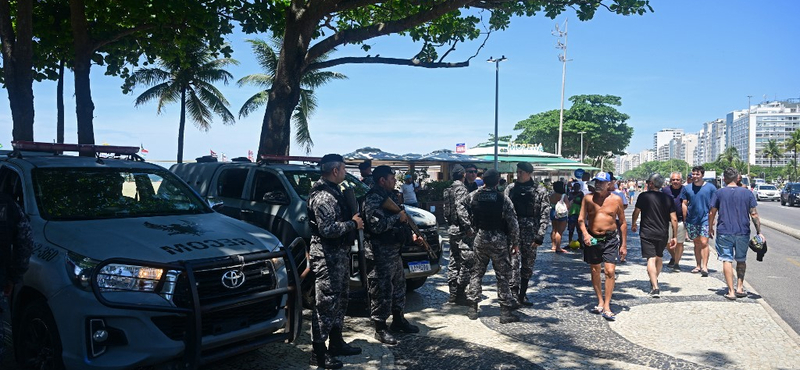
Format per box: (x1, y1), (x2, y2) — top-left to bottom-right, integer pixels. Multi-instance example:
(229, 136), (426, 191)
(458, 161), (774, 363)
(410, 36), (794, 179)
(408, 261), (431, 273)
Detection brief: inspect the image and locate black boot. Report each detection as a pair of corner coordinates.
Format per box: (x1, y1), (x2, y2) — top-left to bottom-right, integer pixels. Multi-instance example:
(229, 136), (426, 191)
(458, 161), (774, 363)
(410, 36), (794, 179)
(466, 303), (479, 320)
(328, 326), (361, 356)
(390, 311), (420, 333)
(310, 341), (343, 369)
(373, 320), (398, 345)
(455, 286), (470, 306)
(499, 307), (520, 324)
(447, 282), (459, 304)
(518, 280), (533, 307)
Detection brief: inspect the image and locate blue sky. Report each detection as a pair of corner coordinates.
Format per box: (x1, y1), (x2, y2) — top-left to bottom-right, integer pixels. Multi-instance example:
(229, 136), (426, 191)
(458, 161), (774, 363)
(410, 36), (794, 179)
(2, 0), (799, 163)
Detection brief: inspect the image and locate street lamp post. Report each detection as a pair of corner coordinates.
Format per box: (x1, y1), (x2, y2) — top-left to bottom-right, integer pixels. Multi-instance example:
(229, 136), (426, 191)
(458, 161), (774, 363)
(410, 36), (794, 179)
(578, 131), (586, 162)
(553, 19), (571, 156)
(747, 95), (752, 177)
(488, 55), (507, 170)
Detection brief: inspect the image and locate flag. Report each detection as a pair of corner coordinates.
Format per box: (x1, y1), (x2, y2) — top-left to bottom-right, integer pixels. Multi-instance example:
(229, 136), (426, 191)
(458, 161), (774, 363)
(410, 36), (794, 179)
(210, 149), (217, 158)
(456, 143), (466, 153)
(247, 150), (254, 162)
(221, 153), (227, 162)
(139, 143), (149, 156)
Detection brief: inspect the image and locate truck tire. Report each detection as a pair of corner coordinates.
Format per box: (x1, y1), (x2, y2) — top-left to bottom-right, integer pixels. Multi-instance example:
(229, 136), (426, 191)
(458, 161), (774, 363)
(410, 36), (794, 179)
(405, 277), (427, 292)
(14, 300), (64, 370)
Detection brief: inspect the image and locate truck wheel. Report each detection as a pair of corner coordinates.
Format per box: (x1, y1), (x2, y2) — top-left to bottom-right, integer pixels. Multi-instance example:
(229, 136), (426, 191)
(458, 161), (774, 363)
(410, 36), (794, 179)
(14, 300), (64, 370)
(405, 277), (427, 292)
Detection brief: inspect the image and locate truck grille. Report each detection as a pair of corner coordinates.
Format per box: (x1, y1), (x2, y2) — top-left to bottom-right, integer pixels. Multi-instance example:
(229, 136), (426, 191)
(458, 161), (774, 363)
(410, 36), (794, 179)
(155, 257), (281, 339)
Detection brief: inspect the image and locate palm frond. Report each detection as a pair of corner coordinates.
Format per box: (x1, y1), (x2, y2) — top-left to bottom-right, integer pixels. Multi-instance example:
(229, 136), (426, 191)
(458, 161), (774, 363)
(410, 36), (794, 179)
(237, 74), (273, 89)
(239, 91), (270, 119)
(134, 82), (172, 108)
(129, 68), (172, 86)
(198, 87), (235, 125)
(185, 89), (214, 131)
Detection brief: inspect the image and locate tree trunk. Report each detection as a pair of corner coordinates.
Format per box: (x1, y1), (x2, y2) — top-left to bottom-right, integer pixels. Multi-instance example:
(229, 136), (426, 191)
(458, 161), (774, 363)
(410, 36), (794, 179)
(70, 0), (95, 149)
(57, 59), (65, 143)
(257, 6), (317, 157)
(177, 88), (186, 163)
(0, 0), (35, 141)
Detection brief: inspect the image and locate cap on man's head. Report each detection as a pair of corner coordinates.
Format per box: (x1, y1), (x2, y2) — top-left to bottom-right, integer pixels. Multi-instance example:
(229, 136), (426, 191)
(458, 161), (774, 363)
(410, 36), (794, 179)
(482, 169), (500, 187)
(647, 173), (665, 188)
(404, 174), (412, 179)
(451, 164), (465, 177)
(358, 160), (372, 171)
(372, 165), (395, 180)
(574, 168), (585, 178)
(593, 172), (612, 182)
(319, 153), (344, 166)
(517, 162), (533, 173)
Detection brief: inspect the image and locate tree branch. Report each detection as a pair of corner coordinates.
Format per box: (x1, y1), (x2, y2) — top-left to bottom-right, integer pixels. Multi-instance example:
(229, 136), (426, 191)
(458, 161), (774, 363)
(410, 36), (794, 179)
(306, 55), (468, 71)
(437, 40), (458, 62)
(92, 24), (156, 51)
(306, 0), (475, 63)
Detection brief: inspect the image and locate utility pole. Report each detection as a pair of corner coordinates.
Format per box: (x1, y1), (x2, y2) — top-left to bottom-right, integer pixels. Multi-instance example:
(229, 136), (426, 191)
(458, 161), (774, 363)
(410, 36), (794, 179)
(747, 95), (752, 176)
(553, 19), (571, 156)
(488, 56), (507, 170)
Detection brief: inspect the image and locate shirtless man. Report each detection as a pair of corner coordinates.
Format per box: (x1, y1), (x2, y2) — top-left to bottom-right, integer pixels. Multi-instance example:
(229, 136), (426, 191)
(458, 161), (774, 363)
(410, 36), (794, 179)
(578, 172), (627, 321)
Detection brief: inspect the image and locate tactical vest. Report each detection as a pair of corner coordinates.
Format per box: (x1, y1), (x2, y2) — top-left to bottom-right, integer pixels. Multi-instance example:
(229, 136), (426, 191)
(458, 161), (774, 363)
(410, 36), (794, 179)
(307, 181), (355, 245)
(363, 188), (407, 245)
(471, 189), (506, 231)
(510, 181), (538, 218)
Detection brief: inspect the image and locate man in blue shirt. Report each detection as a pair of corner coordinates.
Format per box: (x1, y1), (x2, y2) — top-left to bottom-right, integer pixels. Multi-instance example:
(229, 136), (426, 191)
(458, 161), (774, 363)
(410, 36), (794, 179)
(708, 167), (764, 300)
(662, 172), (688, 271)
(681, 166), (716, 277)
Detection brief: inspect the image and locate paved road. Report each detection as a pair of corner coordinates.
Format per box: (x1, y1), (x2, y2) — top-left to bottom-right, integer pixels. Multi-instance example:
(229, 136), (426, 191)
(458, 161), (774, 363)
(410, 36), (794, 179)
(756, 197), (800, 228)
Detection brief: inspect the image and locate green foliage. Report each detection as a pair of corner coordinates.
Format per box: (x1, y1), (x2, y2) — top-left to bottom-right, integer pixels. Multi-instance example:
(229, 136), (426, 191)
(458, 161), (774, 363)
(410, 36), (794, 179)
(784, 130), (800, 181)
(237, 38), (347, 154)
(622, 159), (690, 180)
(514, 94), (633, 162)
(417, 180), (453, 202)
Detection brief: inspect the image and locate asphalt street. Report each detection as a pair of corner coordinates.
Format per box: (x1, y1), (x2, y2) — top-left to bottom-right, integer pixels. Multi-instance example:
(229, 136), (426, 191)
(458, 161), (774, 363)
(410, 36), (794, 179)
(743, 199), (800, 335)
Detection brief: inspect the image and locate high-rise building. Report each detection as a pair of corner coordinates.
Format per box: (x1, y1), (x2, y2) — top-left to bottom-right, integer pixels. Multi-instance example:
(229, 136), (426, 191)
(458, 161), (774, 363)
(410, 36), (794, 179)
(654, 129), (683, 161)
(727, 100), (800, 166)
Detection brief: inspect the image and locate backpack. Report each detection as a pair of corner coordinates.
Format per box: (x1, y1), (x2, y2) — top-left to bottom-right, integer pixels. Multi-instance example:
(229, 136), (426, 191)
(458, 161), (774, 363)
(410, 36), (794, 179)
(554, 194), (568, 219)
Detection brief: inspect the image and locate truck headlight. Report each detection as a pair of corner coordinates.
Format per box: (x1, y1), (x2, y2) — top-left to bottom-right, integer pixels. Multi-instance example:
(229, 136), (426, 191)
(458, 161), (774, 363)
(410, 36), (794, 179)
(66, 252), (178, 301)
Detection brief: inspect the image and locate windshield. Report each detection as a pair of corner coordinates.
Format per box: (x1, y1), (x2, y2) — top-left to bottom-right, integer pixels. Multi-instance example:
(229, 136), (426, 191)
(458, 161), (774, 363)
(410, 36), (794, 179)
(789, 184), (800, 192)
(284, 170), (369, 200)
(33, 168), (211, 220)
(759, 185), (776, 191)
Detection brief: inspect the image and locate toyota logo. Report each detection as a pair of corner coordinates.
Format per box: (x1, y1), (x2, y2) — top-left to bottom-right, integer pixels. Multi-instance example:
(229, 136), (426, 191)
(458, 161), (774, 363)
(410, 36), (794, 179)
(221, 270), (246, 289)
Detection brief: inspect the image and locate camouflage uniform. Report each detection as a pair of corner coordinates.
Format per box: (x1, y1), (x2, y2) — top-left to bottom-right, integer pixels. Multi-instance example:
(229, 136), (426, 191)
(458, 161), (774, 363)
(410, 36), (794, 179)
(463, 188), (520, 309)
(442, 180), (474, 297)
(0, 194), (33, 359)
(363, 187), (411, 321)
(504, 181), (551, 297)
(307, 179), (357, 343)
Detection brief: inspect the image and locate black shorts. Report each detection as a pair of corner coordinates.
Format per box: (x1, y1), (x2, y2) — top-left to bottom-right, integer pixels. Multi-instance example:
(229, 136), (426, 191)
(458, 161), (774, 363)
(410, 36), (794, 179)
(583, 231), (620, 265)
(640, 236), (667, 259)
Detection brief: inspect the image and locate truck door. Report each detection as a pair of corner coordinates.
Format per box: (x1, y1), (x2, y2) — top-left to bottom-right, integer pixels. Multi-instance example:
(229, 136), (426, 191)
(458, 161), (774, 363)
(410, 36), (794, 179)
(242, 169), (300, 247)
(211, 166), (250, 220)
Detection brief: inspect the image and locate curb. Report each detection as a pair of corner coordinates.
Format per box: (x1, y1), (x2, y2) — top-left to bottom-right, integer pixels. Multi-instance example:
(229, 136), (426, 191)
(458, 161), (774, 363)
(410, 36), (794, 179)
(761, 218), (800, 240)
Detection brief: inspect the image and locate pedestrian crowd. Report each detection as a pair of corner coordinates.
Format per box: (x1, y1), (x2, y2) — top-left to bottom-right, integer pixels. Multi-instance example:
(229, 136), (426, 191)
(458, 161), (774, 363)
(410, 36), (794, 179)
(305, 153), (767, 369)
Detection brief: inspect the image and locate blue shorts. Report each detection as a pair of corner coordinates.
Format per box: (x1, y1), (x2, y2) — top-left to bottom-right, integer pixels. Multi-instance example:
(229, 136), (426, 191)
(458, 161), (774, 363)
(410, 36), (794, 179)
(715, 234), (749, 262)
(686, 222), (709, 239)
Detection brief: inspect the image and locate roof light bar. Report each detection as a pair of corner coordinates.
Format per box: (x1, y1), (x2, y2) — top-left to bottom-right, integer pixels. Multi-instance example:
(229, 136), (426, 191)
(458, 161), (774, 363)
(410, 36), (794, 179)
(259, 154), (323, 163)
(12, 141), (140, 155)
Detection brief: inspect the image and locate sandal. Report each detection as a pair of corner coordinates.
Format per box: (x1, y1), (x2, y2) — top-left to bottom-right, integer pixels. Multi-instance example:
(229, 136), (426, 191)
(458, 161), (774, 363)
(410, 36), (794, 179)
(601, 311), (616, 321)
(590, 306), (603, 314)
(723, 293), (737, 301)
(735, 291), (748, 298)
(691, 267), (701, 274)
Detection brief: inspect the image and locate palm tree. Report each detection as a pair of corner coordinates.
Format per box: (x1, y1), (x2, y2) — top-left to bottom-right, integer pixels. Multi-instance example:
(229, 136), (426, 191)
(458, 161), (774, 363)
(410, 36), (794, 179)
(130, 47), (238, 163)
(238, 39), (346, 154)
(786, 159), (798, 182)
(784, 130), (800, 181)
(716, 146), (741, 171)
(762, 139), (783, 181)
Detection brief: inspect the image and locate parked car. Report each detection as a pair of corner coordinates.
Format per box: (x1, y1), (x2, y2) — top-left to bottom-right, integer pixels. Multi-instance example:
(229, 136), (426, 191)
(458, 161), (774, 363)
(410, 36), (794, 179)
(170, 157), (442, 305)
(0, 142), (302, 370)
(754, 184), (780, 201)
(781, 182), (800, 206)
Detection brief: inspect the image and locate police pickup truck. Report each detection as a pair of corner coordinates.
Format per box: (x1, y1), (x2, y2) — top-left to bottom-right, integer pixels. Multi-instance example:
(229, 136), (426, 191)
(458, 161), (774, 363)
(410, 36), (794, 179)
(0, 142), (302, 370)
(170, 156), (442, 305)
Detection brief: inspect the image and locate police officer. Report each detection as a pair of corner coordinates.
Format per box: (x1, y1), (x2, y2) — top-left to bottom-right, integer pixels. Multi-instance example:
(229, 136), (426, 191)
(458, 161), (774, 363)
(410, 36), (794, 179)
(0, 194), (33, 362)
(307, 154), (364, 369)
(364, 165), (420, 345)
(505, 162), (550, 306)
(442, 164), (474, 305)
(464, 163), (479, 193)
(463, 169), (521, 323)
(359, 160), (374, 188)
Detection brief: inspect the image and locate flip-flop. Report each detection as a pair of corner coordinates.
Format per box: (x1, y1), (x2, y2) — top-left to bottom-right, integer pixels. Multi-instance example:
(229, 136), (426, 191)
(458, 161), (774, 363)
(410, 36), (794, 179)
(701, 270), (709, 277)
(691, 267), (702, 274)
(724, 293), (737, 300)
(735, 291), (748, 298)
(590, 306), (603, 314)
(601, 311), (616, 321)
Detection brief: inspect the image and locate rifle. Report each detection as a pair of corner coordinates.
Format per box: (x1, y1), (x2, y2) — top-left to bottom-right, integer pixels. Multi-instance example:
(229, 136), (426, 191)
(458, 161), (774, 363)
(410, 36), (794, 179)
(380, 197), (437, 260)
(342, 185), (369, 292)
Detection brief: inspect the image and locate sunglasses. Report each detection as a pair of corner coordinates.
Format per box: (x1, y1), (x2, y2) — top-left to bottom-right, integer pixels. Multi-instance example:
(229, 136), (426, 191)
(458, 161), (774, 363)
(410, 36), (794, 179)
(466, 170), (478, 173)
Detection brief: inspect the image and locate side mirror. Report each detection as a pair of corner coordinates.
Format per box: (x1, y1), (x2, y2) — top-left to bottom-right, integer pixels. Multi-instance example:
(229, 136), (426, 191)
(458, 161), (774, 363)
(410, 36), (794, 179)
(263, 191), (290, 205)
(207, 197), (224, 209)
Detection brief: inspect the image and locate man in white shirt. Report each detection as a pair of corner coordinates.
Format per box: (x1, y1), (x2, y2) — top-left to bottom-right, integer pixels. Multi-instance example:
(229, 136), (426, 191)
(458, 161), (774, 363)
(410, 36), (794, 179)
(401, 174), (419, 208)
